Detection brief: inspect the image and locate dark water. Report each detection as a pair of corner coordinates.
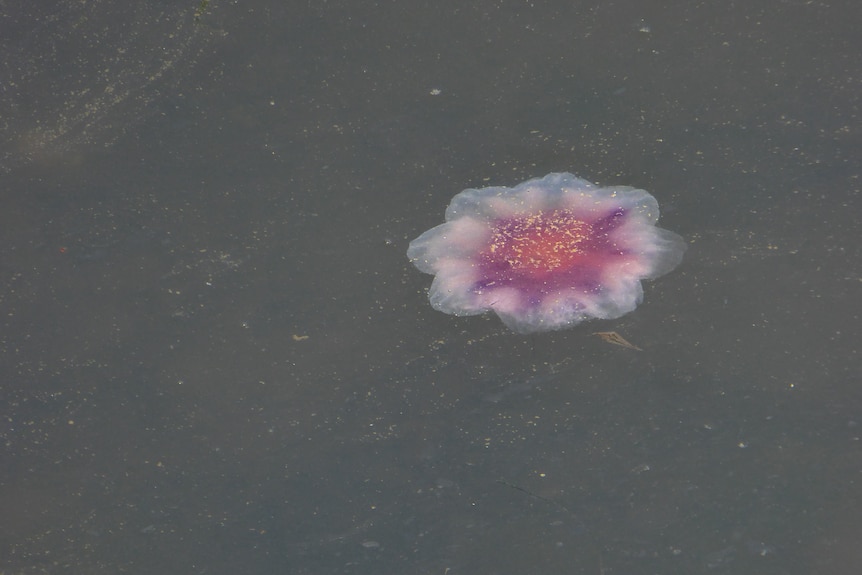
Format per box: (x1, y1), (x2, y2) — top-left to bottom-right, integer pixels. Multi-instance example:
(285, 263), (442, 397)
(2, 0), (860, 574)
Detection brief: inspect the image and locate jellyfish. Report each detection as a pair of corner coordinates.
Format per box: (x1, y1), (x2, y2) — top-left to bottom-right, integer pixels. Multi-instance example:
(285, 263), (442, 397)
(407, 172), (686, 333)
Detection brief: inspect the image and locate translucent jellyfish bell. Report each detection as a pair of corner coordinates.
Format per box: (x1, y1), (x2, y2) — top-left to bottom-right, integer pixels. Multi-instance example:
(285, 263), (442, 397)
(407, 173), (686, 333)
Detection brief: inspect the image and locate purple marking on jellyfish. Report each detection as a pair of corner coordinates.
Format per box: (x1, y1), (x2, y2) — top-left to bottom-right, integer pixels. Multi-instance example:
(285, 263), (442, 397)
(591, 207), (627, 236)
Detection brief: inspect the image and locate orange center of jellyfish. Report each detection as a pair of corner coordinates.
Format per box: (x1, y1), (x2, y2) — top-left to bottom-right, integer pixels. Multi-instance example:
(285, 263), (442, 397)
(487, 210), (592, 277)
